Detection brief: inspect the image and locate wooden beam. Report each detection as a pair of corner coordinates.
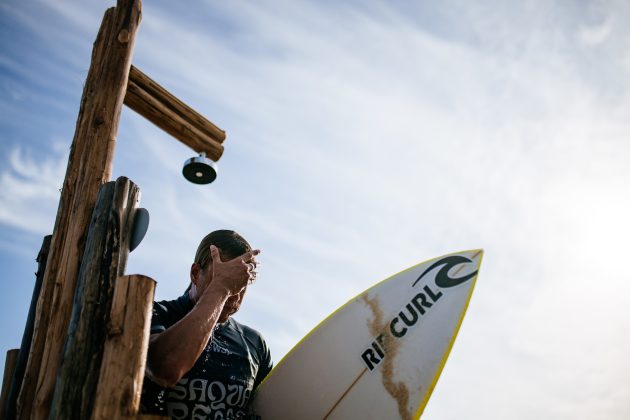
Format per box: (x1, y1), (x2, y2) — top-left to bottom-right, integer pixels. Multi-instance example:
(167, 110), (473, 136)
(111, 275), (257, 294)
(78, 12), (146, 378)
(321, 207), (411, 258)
(19, 2), (142, 419)
(0, 350), (20, 419)
(124, 66), (225, 161)
(128, 65), (227, 143)
(5, 235), (52, 420)
(49, 177), (140, 419)
(91, 274), (156, 420)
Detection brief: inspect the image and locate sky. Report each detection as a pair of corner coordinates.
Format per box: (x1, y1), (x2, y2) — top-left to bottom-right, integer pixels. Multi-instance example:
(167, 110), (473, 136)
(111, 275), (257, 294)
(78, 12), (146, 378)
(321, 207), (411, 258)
(1, 0), (629, 418)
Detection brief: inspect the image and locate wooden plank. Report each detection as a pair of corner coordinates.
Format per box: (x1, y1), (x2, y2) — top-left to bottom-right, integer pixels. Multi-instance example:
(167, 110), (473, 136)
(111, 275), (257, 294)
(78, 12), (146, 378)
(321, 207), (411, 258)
(4, 236), (52, 420)
(91, 274), (156, 420)
(19, 2), (143, 419)
(127, 65), (227, 143)
(125, 77), (224, 160)
(49, 177), (140, 420)
(0, 350), (20, 419)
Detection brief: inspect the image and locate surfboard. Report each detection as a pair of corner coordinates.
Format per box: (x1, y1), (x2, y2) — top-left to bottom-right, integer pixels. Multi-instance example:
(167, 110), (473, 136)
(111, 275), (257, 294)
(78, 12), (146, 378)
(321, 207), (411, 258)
(249, 249), (483, 420)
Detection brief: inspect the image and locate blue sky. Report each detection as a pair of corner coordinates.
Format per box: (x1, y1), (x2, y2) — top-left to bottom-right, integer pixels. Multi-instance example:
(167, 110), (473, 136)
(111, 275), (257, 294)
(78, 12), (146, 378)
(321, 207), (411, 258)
(1, 1), (630, 418)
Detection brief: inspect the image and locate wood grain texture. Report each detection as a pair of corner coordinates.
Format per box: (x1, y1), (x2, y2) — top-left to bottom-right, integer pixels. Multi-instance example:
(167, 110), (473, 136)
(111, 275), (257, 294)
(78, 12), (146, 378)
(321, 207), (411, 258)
(18, 1), (142, 419)
(4, 236), (52, 420)
(0, 350), (19, 419)
(128, 65), (226, 142)
(92, 274), (156, 420)
(124, 71), (225, 160)
(49, 177), (140, 420)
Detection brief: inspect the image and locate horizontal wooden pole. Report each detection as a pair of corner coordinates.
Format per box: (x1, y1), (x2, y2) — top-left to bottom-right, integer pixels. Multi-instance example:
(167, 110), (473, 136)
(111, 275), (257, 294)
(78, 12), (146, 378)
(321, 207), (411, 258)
(124, 65), (225, 160)
(129, 65), (226, 142)
(125, 79), (224, 161)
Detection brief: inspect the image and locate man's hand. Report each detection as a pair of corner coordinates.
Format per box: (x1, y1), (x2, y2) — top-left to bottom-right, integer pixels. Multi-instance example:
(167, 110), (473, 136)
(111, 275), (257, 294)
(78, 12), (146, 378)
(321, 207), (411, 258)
(206, 245), (261, 296)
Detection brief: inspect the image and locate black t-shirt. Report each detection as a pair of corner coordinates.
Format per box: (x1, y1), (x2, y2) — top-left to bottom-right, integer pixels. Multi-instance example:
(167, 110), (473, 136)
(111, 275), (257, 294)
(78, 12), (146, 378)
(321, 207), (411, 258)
(141, 293), (273, 419)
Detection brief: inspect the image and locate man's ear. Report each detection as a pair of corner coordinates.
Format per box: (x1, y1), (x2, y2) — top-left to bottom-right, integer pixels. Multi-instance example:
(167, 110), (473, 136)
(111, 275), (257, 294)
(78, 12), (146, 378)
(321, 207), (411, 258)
(190, 263), (201, 284)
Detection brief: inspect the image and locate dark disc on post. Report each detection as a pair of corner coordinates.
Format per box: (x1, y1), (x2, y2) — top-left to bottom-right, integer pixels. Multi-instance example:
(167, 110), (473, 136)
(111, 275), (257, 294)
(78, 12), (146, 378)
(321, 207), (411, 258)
(129, 208), (149, 252)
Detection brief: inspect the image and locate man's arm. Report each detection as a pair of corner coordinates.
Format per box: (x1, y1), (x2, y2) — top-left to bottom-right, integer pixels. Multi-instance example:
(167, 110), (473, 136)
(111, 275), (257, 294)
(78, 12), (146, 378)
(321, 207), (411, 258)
(146, 245), (259, 387)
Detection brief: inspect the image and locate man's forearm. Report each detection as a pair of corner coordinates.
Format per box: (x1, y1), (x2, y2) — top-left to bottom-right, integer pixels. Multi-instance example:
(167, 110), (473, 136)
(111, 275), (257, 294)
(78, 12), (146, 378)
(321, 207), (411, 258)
(146, 286), (229, 387)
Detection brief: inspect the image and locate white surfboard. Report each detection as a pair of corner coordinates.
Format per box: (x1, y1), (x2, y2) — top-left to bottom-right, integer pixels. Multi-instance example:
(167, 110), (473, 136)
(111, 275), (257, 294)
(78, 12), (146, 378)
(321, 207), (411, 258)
(250, 250), (483, 420)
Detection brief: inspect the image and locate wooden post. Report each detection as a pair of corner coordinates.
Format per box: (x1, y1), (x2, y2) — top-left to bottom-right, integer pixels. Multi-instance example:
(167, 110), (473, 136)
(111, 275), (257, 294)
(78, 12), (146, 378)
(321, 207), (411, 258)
(16, 233), (58, 420)
(18, 2), (142, 419)
(49, 177), (140, 419)
(91, 274), (156, 420)
(125, 65), (226, 161)
(0, 350), (20, 419)
(4, 236), (52, 420)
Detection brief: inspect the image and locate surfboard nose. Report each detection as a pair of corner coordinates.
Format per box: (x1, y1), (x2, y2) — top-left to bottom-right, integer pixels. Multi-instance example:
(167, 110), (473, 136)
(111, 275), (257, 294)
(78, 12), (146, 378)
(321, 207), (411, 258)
(470, 249), (483, 260)
(464, 249), (484, 271)
(450, 249), (483, 263)
(458, 249), (483, 259)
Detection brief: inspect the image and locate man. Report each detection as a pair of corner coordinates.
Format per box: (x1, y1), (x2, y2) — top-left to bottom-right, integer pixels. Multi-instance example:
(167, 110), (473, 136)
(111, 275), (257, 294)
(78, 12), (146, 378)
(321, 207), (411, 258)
(141, 230), (272, 419)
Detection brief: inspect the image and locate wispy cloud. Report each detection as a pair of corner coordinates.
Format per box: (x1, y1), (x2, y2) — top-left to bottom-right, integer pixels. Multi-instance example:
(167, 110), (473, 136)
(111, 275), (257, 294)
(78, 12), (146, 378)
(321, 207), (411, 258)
(0, 144), (65, 235)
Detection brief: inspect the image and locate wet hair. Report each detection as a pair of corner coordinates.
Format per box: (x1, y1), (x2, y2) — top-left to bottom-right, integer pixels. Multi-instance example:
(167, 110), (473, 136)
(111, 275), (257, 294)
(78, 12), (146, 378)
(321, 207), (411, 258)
(194, 230), (252, 269)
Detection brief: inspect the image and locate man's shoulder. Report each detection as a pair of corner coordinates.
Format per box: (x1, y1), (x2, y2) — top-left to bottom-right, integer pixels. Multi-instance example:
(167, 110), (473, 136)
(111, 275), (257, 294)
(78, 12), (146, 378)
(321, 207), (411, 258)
(153, 293), (193, 316)
(229, 318), (264, 338)
(228, 319), (273, 386)
(229, 318), (269, 350)
(151, 293), (193, 333)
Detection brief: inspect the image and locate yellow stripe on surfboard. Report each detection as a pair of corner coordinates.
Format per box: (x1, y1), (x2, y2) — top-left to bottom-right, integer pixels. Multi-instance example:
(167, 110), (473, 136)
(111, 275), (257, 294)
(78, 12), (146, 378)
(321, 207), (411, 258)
(413, 249), (484, 419)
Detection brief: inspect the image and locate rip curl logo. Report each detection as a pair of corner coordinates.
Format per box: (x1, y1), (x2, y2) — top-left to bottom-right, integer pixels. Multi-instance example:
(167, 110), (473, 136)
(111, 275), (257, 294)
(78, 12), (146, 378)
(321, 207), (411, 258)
(412, 255), (478, 288)
(361, 254), (478, 372)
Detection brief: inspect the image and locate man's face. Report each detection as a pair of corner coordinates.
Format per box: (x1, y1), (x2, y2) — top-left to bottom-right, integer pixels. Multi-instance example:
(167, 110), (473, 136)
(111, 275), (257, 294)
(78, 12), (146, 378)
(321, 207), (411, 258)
(192, 251), (256, 323)
(220, 287), (246, 323)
